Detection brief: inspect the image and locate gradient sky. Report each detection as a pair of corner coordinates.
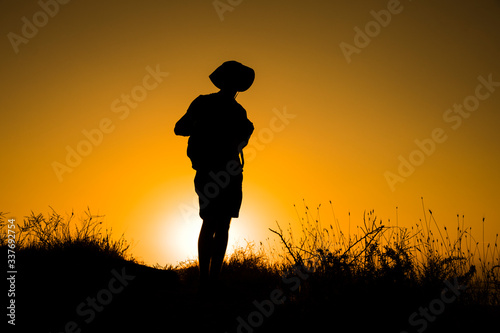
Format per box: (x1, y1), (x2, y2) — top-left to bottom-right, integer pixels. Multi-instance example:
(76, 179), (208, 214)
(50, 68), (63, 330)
(2, 0), (499, 265)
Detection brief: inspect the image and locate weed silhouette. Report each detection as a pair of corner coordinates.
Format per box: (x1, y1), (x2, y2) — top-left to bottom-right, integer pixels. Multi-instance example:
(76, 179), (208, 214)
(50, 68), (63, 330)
(1, 204), (498, 332)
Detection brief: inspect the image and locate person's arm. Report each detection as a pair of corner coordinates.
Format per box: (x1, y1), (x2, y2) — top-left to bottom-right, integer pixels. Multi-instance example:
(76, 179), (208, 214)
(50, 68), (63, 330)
(237, 106), (254, 149)
(241, 118), (254, 148)
(174, 96), (201, 136)
(237, 119), (254, 168)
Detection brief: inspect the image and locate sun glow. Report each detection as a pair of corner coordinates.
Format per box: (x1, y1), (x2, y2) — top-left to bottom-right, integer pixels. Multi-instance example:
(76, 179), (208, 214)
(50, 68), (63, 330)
(122, 173), (278, 266)
(143, 183), (262, 265)
(160, 213), (201, 263)
(156, 209), (261, 265)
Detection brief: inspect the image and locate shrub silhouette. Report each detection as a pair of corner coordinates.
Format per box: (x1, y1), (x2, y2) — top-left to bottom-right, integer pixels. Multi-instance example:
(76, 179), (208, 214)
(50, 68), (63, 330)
(1, 203), (498, 333)
(267, 202), (499, 332)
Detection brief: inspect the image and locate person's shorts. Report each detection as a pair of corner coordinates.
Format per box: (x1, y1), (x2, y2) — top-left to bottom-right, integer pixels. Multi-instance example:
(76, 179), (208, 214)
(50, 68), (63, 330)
(194, 169), (243, 219)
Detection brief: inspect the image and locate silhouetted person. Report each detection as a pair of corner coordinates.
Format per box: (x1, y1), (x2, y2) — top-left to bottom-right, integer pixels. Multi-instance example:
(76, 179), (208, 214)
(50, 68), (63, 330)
(174, 61), (255, 292)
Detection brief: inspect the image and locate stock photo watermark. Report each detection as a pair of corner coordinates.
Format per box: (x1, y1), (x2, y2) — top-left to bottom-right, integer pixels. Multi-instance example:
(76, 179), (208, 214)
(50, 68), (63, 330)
(50, 267), (135, 333)
(400, 277), (467, 333)
(6, 218), (17, 326)
(385, 73), (499, 192)
(228, 264), (313, 333)
(178, 106), (296, 222)
(339, 0), (409, 64)
(213, 0), (244, 21)
(7, 0), (72, 55)
(51, 64), (169, 182)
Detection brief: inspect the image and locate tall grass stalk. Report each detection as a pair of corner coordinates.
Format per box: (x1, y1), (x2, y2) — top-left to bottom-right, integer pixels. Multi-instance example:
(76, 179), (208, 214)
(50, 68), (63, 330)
(270, 202), (500, 307)
(0, 208), (132, 261)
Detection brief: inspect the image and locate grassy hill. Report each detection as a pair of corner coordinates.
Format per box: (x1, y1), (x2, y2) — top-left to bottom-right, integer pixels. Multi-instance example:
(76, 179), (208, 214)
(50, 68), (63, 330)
(2, 208), (499, 332)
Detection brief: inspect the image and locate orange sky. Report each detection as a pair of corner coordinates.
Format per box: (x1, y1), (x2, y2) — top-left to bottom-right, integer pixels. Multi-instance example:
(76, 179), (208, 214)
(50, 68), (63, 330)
(2, 0), (499, 265)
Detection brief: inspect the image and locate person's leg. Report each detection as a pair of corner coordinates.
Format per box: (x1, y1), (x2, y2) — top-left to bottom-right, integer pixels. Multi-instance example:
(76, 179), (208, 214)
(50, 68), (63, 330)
(198, 219), (216, 290)
(210, 217), (231, 282)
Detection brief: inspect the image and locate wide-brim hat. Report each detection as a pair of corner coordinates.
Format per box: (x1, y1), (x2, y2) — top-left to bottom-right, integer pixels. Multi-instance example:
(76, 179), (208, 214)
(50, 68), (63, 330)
(209, 61), (255, 92)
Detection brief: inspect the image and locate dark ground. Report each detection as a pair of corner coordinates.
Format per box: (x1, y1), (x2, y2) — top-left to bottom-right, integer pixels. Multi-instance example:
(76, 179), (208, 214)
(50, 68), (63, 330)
(8, 248), (500, 333)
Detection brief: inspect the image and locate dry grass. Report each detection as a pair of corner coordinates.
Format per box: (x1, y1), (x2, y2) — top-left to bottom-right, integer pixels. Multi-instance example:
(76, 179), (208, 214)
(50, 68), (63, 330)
(268, 200), (500, 308)
(1, 205), (499, 332)
(2, 204), (498, 307)
(0, 208), (132, 262)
